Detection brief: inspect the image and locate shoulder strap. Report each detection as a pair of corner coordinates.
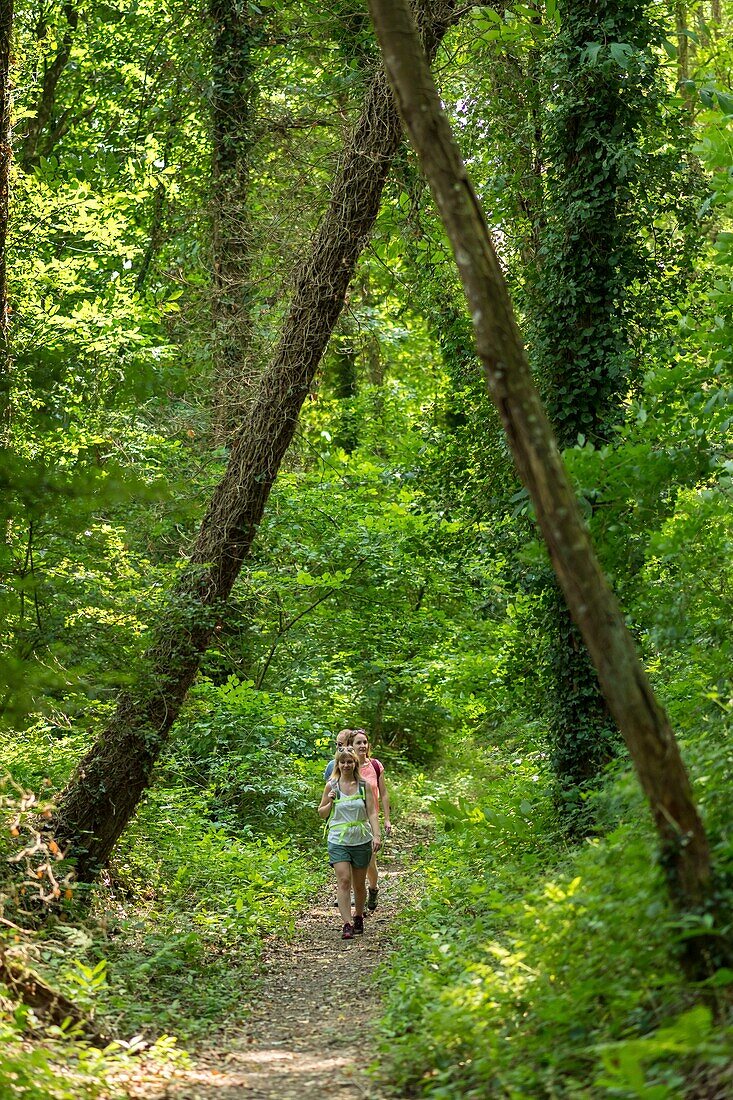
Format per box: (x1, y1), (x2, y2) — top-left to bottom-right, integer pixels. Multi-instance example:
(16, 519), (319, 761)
(372, 759), (383, 781)
(322, 782), (339, 837)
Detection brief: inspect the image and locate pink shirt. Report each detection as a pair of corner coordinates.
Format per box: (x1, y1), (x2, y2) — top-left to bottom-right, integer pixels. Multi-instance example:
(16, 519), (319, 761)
(359, 758), (383, 807)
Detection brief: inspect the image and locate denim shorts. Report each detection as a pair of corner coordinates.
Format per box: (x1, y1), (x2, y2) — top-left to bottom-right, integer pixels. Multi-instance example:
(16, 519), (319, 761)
(328, 840), (373, 868)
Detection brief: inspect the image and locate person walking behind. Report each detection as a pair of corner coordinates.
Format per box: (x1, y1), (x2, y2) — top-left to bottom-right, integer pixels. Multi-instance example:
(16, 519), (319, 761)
(351, 729), (391, 912)
(318, 749), (381, 939)
(324, 729), (353, 781)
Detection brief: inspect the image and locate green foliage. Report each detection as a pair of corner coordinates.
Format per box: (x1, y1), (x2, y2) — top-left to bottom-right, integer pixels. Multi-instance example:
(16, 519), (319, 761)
(0, 1016), (125, 1100)
(1, 0), (733, 1091)
(0, 1011), (184, 1100)
(160, 677), (330, 833)
(0, 776), (185, 1096)
(377, 731), (733, 1099)
(93, 784), (324, 1037)
(526, 0), (678, 801)
(594, 1005), (733, 1098)
(1, 731), (325, 1042)
(102, 797), (320, 1033)
(531, 0), (666, 446)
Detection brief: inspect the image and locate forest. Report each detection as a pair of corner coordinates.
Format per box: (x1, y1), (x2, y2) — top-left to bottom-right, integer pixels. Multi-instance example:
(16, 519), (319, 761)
(1, 0), (733, 1096)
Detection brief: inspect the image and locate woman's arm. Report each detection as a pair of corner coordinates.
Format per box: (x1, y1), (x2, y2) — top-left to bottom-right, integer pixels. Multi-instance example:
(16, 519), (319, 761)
(318, 783), (336, 819)
(378, 768), (392, 835)
(366, 784), (381, 850)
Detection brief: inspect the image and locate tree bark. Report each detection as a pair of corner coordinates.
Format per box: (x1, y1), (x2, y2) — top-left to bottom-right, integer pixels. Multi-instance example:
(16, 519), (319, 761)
(675, 2), (695, 115)
(0, 0), (12, 439)
(329, 332), (359, 452)
(51, 0), (460, 881)
(366, 0), (714, 924)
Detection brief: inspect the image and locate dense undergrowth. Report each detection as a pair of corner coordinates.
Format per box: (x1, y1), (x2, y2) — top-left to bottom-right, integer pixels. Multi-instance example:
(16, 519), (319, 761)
(0, 695), (331, 1097)
(2, 663), (733, 1099)
(375, 706), (733, 1100)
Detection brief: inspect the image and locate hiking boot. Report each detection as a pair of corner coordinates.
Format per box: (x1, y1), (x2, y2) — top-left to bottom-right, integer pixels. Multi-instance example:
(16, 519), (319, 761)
(367, 886), (379, 912)
(341, 922), (354, 940)
(353, 914), (364, 935)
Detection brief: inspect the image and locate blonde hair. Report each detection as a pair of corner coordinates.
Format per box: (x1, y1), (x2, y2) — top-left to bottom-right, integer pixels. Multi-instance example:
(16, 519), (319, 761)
(333, 751), (361, 783)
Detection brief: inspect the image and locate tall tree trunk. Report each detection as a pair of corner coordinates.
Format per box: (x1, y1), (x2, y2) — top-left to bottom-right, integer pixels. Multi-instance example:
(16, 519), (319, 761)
(675, 2), (695, 115)
(366, 0), (716, 937)
(20, 1), (79, 167)
(529, 0), (658, 807)
(0, 0), (12, 440)
(51, 0), (460, 882)
(329, 330), (359, 453)
(210, 0), (261, 442)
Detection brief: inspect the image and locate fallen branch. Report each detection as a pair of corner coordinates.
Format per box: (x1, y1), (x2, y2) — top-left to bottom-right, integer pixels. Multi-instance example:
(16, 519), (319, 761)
(0, 948), (108, 1046)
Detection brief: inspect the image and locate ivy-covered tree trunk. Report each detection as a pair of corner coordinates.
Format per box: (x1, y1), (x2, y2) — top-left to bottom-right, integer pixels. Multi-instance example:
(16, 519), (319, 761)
(366, 0), (717, 948)
(210, 0), (262, 442)
(0, 0), (12, 438)
(51, 0), (460, 882)
(329, 333), (359, 453)
(529, 0), (659, 807)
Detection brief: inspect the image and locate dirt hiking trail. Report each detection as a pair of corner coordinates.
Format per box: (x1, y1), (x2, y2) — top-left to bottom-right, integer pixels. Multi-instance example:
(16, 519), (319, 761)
(118, 834), (419, 1099)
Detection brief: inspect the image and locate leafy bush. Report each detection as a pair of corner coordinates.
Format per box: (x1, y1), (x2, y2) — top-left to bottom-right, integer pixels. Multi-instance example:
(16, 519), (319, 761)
(89, 781), (325, 1038)
(376, 737), (733, 1099)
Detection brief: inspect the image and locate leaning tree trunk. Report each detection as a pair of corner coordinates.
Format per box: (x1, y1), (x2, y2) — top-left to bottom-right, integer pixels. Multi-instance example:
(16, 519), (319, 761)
(0, 0), (12, 439)
(51, 0), (460, 881)
(366, 0), (715, 939)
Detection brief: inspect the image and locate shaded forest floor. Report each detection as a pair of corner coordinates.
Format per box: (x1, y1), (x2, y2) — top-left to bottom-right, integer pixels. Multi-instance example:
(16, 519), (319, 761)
(110, 834), (417, 1099)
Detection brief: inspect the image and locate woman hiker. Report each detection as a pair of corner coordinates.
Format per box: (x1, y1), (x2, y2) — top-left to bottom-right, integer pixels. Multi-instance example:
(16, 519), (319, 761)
(351, 729), (392, 912)
(318, 747), (381, 939)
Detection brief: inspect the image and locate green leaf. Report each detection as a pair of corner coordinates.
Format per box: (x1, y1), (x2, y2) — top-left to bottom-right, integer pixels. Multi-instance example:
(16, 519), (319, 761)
(715, 91), (733, 116)
(609, 42), (633, 70)
(583, 43), (603, 65)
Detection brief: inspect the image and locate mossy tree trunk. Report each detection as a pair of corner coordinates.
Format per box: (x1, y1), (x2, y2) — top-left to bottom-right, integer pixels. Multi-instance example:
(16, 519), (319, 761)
(210, 0), (262, 442)
(329, 333), (359, 452)
(51, 0), (460, 882)
(366, 0), (716, 943)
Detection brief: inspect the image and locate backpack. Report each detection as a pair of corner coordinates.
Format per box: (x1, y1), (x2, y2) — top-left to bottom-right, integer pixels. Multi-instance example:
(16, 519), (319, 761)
(328, 778), (368, 805)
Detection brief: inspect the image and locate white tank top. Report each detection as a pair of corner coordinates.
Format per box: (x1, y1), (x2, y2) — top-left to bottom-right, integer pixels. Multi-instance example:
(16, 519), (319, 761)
(327, 781), (372, 846)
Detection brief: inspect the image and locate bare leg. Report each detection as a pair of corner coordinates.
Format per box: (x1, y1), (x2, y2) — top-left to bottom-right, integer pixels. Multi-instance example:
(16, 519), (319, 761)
(334, 862), (352, 923)
(352, 865), (368, 916)
(366, 853), (378, 889)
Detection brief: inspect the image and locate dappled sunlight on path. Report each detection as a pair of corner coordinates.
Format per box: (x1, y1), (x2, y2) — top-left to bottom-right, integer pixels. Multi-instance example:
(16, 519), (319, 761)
(118, 862), (407, 1099)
